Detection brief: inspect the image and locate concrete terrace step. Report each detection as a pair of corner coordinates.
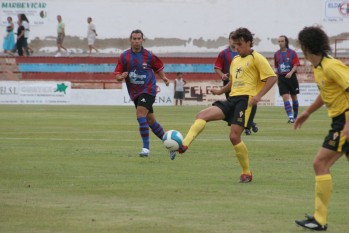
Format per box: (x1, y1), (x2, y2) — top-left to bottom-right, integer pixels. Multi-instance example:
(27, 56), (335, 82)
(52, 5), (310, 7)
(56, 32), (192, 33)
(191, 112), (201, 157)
(0, 57), (21, 80)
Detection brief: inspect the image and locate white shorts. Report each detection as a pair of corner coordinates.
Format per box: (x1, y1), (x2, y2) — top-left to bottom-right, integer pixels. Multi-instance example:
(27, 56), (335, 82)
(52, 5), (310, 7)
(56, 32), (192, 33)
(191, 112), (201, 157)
(87, 35), (96, 46)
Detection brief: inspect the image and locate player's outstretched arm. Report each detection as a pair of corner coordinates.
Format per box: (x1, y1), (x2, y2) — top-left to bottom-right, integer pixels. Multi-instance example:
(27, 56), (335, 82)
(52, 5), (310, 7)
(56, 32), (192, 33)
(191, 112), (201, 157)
(344, 87), (349, 141)
(211, 81), (231, 95)
(250, 76), (277, 106)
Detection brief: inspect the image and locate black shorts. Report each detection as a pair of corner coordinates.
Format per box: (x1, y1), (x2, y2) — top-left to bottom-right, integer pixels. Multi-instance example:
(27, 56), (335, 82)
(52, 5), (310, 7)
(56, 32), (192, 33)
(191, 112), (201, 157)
(212, 95), (253, 128)
(174, 91), (185, 100)
(23, 38), (28, 48)
(322, 111), (349, 156)
(133, 93), (155, 113)
(277, 73), (300, 96)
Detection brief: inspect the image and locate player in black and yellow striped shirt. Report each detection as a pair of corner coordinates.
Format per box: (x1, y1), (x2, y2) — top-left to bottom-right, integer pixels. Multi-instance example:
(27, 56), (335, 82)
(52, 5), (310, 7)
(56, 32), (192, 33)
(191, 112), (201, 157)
(295, 26), (349, 231)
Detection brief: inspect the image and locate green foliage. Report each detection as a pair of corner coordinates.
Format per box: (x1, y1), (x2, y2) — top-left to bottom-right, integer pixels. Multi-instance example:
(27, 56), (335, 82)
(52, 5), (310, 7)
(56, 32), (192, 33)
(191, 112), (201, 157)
(0, 105), (348, 233)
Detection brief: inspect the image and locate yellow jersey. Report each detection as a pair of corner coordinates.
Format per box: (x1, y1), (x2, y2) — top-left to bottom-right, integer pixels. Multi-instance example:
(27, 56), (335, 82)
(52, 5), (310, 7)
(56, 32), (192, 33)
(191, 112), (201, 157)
(313, 56), (349, 118)
(229, 50), (275, 97)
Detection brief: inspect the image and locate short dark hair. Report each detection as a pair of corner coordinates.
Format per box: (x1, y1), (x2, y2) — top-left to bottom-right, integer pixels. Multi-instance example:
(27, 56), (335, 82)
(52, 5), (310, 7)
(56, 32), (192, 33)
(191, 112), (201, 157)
(279, 35), (289, 48)
(130, 29), (144, 39)
(298, 26), (331, 55)
(176, 72), (182, 76)
(231, 27), (254, 47)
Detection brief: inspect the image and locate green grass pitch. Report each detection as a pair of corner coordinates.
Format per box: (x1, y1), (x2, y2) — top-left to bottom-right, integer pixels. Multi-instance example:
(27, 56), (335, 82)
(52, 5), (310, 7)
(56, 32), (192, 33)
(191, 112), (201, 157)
(0, 105), (348, 233)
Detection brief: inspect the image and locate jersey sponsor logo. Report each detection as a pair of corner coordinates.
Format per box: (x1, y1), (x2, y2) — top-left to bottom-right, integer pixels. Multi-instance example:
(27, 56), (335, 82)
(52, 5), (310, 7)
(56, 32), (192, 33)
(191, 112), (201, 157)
(279, 63), (291, 73)
(129, 69), (146, 84)
(339, 2), (349, 16)
(235, 67), (243, 79)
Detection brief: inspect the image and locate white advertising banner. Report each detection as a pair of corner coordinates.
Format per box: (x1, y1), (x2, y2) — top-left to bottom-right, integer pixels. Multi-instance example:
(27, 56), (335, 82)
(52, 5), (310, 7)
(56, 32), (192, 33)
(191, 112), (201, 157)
(71, 83), (174, 106)
(181, 81), (276, 106)
(324, 0), (349, 22)
(0, 81), (319, 106)
(181, 81), (225, 106)
(0, 1), (48, 26)
(0, 81), (19, 104)
(0, 81), (71, 104)
(275, 83), (319, 106)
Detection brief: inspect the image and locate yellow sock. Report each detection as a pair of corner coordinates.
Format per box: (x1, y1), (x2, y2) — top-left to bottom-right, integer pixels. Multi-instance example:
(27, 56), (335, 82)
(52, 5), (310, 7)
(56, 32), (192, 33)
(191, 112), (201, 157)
(314, 174), (332, 226)
(183, 119), (206, 146)
(233, 141), (251, 175)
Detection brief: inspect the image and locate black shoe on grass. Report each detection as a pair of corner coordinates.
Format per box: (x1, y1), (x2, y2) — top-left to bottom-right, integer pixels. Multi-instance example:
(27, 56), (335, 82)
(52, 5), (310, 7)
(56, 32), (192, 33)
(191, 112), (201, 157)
(295, 214), (327, 231)
(251, 122), (258, 133)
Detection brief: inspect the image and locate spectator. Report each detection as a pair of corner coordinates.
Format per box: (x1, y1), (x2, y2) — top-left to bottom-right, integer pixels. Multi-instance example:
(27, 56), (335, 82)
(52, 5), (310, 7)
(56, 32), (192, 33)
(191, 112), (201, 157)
(87, 17), (98, 55)
(55, 15), (68, 56)
(15, 20), (25, 56)
(19, 14), (33, 56)
(2, 16), (15, 56)
(174, 72), (186, 106)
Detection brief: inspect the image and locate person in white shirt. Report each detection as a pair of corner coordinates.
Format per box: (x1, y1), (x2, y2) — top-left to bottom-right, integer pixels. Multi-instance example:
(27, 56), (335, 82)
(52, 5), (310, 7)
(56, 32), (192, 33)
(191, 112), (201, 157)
(174, 72), (187, 106)
(87, 17), (98, 55)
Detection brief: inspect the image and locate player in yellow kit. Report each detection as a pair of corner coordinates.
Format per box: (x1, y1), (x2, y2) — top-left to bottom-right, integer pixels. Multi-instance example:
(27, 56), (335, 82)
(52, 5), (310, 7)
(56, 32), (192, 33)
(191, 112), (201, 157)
(176, 28), (277, 183)
(295, 26), (349, 231)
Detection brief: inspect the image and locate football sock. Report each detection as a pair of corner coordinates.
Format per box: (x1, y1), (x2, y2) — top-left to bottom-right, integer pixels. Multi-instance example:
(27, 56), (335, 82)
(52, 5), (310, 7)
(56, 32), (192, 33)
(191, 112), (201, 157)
(149, 121), (165, 140)
(233, 141), (251, 175)
(314, 174), (332, 226)
(137, 117), (149, 149)
(183, 119), (206, 146)
(283, 101), (294, 119)
(292, 100), (299, 119)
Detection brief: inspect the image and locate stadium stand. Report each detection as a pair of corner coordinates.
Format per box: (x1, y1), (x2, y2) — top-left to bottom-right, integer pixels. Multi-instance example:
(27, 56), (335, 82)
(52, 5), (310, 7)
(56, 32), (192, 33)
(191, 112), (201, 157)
(1, 56), (348, 89)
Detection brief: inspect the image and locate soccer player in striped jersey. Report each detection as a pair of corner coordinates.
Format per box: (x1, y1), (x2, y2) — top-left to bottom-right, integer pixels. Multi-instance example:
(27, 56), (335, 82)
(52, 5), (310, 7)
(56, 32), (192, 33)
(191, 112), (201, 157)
(178, 28), (277, 183)
(214, 31), (238, 99)
(274, 35), (301, 123)
(115, 29), (170, 158)
(295, 26), (349, 231)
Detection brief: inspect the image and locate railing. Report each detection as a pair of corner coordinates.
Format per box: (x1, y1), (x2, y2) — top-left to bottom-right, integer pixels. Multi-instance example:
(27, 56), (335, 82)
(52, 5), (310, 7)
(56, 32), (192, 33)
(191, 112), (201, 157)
(334, 38), (349, 58)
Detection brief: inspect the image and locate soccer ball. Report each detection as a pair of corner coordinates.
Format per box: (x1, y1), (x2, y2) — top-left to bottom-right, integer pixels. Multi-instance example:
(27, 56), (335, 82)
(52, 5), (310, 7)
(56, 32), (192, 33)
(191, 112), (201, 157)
(162, 130), (183, 151)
